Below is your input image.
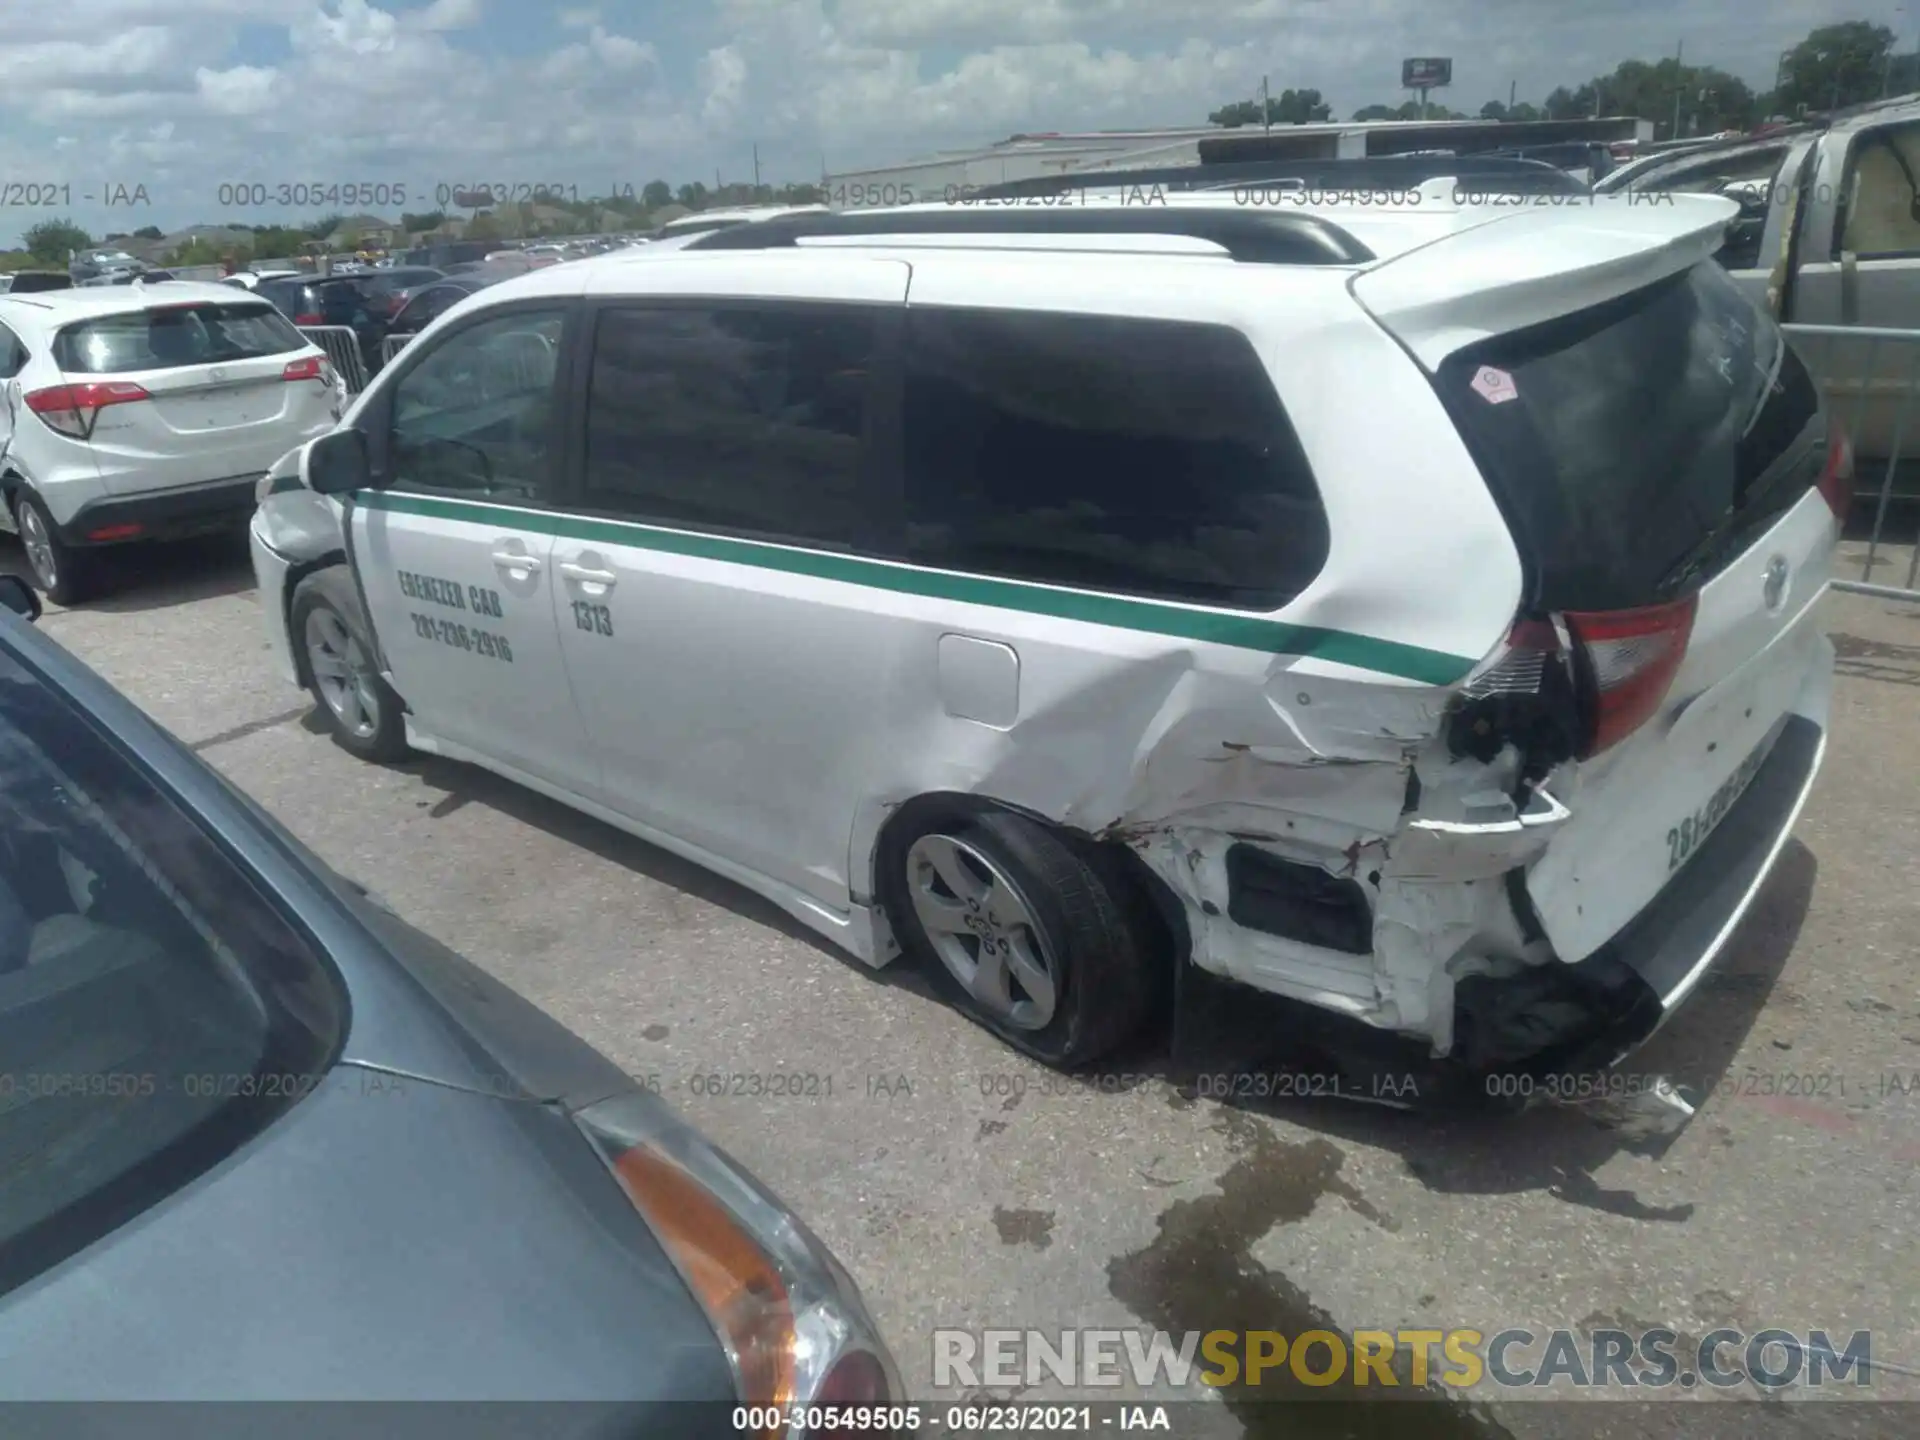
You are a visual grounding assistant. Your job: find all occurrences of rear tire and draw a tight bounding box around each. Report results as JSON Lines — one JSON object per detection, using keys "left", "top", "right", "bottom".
{"left": 884, "top": 809, "right": 1155, "bottom": 1068}
{"left": 292, "top": 567, "right": 408, "bottom": 763}
{"left": 14, "top": 492, "right": 98, "bottom": 607}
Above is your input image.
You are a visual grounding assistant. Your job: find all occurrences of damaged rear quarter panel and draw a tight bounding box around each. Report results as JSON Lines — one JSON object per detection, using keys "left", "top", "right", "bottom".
{"left": 847, "top": 266, "right": 1528, "bottom": 1041}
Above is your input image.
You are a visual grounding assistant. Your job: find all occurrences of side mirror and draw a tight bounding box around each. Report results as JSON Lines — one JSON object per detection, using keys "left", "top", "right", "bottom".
{"left": 305, "top": 427, "right": 373, "bottom": 496}
{"left": 0, "top": 574, "right": 41, "bottom": 623}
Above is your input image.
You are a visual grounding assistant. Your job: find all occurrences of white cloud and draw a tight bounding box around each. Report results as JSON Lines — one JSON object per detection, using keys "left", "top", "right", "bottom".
{"left": 701, "top": 44, "right": 750, "bottom": 127}
{"left": 196, "top": 64, "right": 281, "bottom": 115}
{"left": 412, "top": 0, "right": 484, "bottom": 29}
{"left": 0, "top": 0, "right": 1904, "bottom": 238}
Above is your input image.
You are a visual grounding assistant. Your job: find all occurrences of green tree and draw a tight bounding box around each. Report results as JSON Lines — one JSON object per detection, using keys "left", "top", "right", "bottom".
{"left": 248, "top": 226, "right": 308, "bottom": 263}
{"left": 676, "top": 181, "right": 709, "bottom": 209}
{"left": 399, "top": 210, "right": 447, "bottom": 234}
{"left": 1210, "top": 88, "right": 1332, "bottom": 126}
{"left": 1209, "top": 98, "right": 1265, "bottom": 126}
{"left": 642, "top": 179, "right": 672, "bottom": 209}
{"left": 132, "top": 224, "right": 164, "bottom": 240}
{"left": 22, "top": 218, "right": 92, "bottom": 265}
{"left": 305, "top": 212, "right": 343, "bottom": 240}
{"left": 1777, "top": 21, "right": 1896, "bottom": 114}
{"left": 464, "top": 209, "right": 501, "bottom": 241}
{"left": 1544, "top": 58, "right": 1758, "bottom": 136}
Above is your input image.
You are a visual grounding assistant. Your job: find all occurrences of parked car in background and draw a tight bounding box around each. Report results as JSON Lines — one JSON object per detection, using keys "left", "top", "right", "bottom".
{"left": 356, "top": 266, "right": 446, "bottom": 319}
{"left": 383, "top": 273, "right": 505, "bottom": 341}
{"left": 0, "top": 578, "right": 902, "bottom": 1419}
{"left": 650, "top": 205, "right": 830, "bottom": 241}
{"left": 0, "top": 273, "right": 72, "bottom": 296}
{"left": 1597, "top": 95, "right": 1920, "bottom": 496}
{"left": 402, "top": 241, "right": 496, "bottom": 270}
{"left": 220, "top": 268, "right": 303, "bottom": 292}
{"left": 67, "top": 250, "right": 142, "bottom": 284}
{"left": 454, "top": 252, "right": 536, "bottom": 278}
{"left": 254, "top": 274, "right": 391, "bottom": 377}
{"left": 0, "top": 284, "right": 340, "bottom": 604}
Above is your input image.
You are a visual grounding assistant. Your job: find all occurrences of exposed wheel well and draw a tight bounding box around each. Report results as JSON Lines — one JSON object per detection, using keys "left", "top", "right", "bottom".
{"left": 285, "top": 551, "right": 349, "bottom": 690}
{"left": 868, "top": 792, "right": 1188, "bottom": 978}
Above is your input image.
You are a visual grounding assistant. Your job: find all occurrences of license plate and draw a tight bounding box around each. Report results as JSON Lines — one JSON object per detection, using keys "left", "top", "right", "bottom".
{"left": 1665, "top": 740, "right": 1769, "bottom": 873}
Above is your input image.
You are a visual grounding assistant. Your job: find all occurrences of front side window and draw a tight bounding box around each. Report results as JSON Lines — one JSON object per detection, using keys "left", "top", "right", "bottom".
{"left": 0, "top": 646, "right": 342, "bottom": 1295}
{"left": 388, "top": 308, "right": 566, "bottom": 503}
{"left": 899, "top": 308, "right": 1329, "bottom": 609}
{"left": 581, "top": 304, "right": 876, "bottom": 547}
{"left": 1838, "top": 121, "right": 1920, "bottom": 259}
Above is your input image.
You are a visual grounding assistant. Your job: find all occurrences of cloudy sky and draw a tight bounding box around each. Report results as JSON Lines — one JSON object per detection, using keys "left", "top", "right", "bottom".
{"left": 0, "top": 0, "right": 1906, "bottom": 237}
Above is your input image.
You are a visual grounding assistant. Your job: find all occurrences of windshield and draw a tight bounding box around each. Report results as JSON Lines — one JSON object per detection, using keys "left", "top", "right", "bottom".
{"left": 53, "top": 302, "right": 307, "bottom": 373}
{"left": 1438, "top": 261, "right": 1824, "bottom": 610}
{"left": 0, "top": 642, "right": 340, "bottom": 1295}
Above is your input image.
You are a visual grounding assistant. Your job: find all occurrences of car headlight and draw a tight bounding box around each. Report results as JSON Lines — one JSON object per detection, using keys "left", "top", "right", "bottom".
{"left": 574, "top": 1092, "right": 902, "bottom": 1437}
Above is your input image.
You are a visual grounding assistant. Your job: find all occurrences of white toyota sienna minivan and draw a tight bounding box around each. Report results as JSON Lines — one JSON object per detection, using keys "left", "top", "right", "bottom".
{"left": 247, "top": 186, "right": 1841, "bottom": 1098}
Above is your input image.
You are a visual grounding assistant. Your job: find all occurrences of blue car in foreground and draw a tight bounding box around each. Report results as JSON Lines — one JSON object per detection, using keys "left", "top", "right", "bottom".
{"left": 0, "top": 577, "right": 899, "bottom": 1436}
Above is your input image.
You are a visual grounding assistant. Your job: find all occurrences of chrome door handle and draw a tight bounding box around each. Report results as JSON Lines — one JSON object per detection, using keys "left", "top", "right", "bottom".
{"left": 557, "top": 560, "right": 617, "bottom": 586}
{"left": 491, "top": 548, "right": 541, "bottom": 574}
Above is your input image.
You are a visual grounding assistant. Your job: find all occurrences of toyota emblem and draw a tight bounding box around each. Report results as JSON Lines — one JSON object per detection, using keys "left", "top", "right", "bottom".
{"left": 1763, "top": 555, "right": 1790, "bottom": 610}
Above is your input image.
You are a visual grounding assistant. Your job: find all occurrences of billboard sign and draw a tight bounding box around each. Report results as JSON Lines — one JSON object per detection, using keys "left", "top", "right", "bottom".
{"left": 1401, "top": 57, "right": 1453, "bottom": 90}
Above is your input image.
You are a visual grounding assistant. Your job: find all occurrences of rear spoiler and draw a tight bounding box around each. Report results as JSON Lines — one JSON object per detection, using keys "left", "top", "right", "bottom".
{"left": 1351, "top": 194, "right": 1739, "bottom": 370}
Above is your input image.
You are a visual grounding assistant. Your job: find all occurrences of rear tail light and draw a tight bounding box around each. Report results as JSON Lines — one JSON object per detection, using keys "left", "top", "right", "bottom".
{"left": 25, "top": 381, "right": 150, "bottom": 440}
{"left": 1472, "top": 599, "right": 1696, "bottom": 760}
{"left": 1817, "top": 426, "right": 1854, "bottom": 520}
{"left": 1563, "top": 597, "right": 1698, "bottom": 757}
{"left": 293, "top": 312, "right": 323, "bottom": 327}
{"left": 282, "top": 355, "right": 325, "bottom": 382}
{"left": 575, "top": 1095, "right": 900, "bottom": 1438}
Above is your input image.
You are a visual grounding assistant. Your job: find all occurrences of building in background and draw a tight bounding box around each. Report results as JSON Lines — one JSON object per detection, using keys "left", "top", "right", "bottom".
{"left": 825, "top": 116, "right": 1654, "bottom": 196}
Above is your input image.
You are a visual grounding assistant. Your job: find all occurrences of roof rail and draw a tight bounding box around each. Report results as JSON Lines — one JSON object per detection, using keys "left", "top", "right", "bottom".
{"left": 966, "top": 154, "right": 1586, "bottom": 202}
{"left": 684, "top": 206, "right": 1375, "bottom": 265}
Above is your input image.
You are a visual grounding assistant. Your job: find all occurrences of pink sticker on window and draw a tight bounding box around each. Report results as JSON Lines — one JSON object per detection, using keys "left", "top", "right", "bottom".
{"left": 1471, "top": 365, "right": 1518, "bottom": 404}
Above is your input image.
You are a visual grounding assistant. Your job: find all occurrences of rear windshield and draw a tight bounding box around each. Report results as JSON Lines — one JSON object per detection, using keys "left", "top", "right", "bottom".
{"left": 7, "top": 274, "right": 71, "bottom": 294}
{"left": 1438, "top": 261, "right": 1824, "bottom": 611}
{"left": 54, "top": 303, "right": 307, "bottom": 374}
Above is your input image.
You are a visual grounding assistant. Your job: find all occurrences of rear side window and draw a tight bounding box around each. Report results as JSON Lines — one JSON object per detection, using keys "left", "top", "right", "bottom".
{"left": 582, "top": 304, "right": 877, "bottom": 548}
{"left": 0, "top": 647, "right": 342, "bottom": 1296}
{"left": 1438, "top": 261, "right": 1823, "bottom": 612}
{"left": 899, "top": 309, "right": 1329, "bottom": 609}
{"left": 53, "top": 303, "right": 307, "bottom": 374}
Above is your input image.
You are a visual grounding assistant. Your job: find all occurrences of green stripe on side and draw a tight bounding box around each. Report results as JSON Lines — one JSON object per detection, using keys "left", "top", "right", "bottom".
{"left": 357, "top": 490, "right": 1475, "bottom": 686}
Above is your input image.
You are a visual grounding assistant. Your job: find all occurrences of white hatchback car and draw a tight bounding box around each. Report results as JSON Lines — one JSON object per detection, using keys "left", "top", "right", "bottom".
{"left": 249, "top": 190, "right": 1841, "bottom": 1092}
{"left": 0, "top": 283, "right": 342, "bottom": 603}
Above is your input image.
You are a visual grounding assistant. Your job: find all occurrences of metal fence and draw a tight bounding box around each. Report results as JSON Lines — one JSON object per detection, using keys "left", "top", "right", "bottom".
{"left": 381, "top": 333, "right": 413, "bottom": 367}
{"left": 1784, "top": 323, "right": 1920, "bottom": 604}
{"left": 297, "top": 325, "right": 369, "bottom": 397}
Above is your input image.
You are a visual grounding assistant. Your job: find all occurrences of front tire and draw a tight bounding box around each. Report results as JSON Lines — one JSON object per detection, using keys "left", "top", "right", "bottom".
{"left": 14, "top": 492, "right": 98, "bottom": 607}
{"left": 292, "top": 567, "right": 408, "bottom": 763}
{"left": 886, "top": 809, "right": 1155, "bottom": 1068}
